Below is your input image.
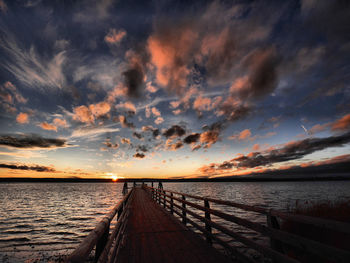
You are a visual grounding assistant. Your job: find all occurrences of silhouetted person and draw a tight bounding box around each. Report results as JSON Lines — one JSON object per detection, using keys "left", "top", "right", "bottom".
{"left": 122, "top": 182, "right": 128, "bottom": 195}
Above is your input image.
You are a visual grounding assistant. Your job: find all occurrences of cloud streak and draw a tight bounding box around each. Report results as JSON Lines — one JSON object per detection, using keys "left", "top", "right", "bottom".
{"left": 0, "top": 134, "right": 68, "bottom": 149}
{"left": 200, "top": 132, "right": 350, "bottom": 173}
{"left": 0, "top": 163, "right": 55, "bottom": 172}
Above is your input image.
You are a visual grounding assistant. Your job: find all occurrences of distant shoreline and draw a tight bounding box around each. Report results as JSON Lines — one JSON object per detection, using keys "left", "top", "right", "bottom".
{"left": 1, "top": 176, "right": 350, "bottom": 183}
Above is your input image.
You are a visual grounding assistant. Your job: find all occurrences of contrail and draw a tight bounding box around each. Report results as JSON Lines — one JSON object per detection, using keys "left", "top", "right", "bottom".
{"left": 301, "top": 125, "right": 310, "bottom": 135}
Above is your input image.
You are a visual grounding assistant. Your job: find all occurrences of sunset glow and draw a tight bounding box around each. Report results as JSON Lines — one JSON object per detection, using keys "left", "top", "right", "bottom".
{"left": 0, "top": 1, "right": 349, "bottom": 180}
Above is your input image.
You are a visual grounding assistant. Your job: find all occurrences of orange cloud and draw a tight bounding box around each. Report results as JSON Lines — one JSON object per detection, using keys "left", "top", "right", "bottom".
{"left": 53, "top": 118, "right": 68, "bottom": 128}
{"left": 147, "top": 25, "right": 195, "bottom": 94}
{"left": 228, "top": 129, "right": 251, "bottom": 140}
{"left": 154, "top": 116, "right": 164, "bottom": 125}
{"left": 104, "top": 28, "right": 126, "bottom": 44}
{"left": 252, "top": 143, "right": 260, "bottom": 151}
{"left": 89, "top": 101, "right": 111, "bottom": 117}
{"left": 73, "top": 102, "right": 111, "bottom": 124}
{"left": 200, "top": 130, "right": 219, "bottom": 148}
{"left": 73, "top": 105, "right": 94, "bottom": 124}
{"left": 16, "top": 112, "right": 29, "bottom": 124}
{"left": 151, "top": 107, "right": 161, "bottom": 117}
{"left": 116, "top": 101, "right": 136, "bottom": 113}
{"left": 39, "top": 122, "right": 57, "bottom": 131}
{"left": 332, "top": 114, "right": 350, "bottom": 132}
{"left": 193, "top": 96, "right": 212, "bottom": 112}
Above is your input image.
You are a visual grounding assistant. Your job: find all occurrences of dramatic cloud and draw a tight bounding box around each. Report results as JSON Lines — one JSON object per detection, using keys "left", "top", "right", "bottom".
{"left": 154, "top": 117, "right": 164, "bottom": 125}
{"left": 0, "top": 81, "right": 27, "bottom": 114}
{"left": 116, "top": 101, "right": 136, "bottom": 114}
{"left": 0, "top": 134, "right": 68, "bottom": 149}
{"left": 39, "top": 122, "right": 57, "bottom": 132}
{"left": 89, "top": 102, "right": 111, "bottom": 117}
{"left": 73, "top": 106, "right": 94, "bottom": 124}
{"left": 142, "top": 126, "right": 160, "bottom": 138}
{"left": 198, "top": 121, "right": 226, "bottom": 148}
{"left": 228, "top": 129, "right": 252, "bottom": 141}
{"left": 16, "top": 112, "right": 29, "bottom": 124}
{"left": 163, "top": 125, "right": 186, "bottom": 138}
{"left": 232, "top": 47, "right": 280, "bottom": 101}
{"left": 0, "top": 163, "right": 55, "bottom": 172}
{"left": 118, "top": 115, "right": 135, "bottom": 129}
{"left": 121, "top": 138, "right": 131, "bottom": 144}
{"left": 104, "top": 28, "right": 126, "bottom": 45}
{"left": 151, "top": 107, "right": 161, "bottom": 117}
{"left": 165, "top": 139, "right": 183, "bottom": 151}
{"left": 122, "top": 50, "right": 148, "bottom": 98}
{"left": 53, "top": 118, "right": 68, "bottom": 128}
{"left": 103, "top": 138, "right": 119, "bottom": 149}
{"left": 133, "top": 152, "right": 145, "bottom": 159}
{"left": 133, "top": 132, "right": 143, "bottom": 140}
{"left": 136, "top": 145, "right": 148, "bottom": 152}
{"left": 201, "top": 132, "right": 350, "bottom": 172}
{"left": 183, "top": 133, "right": 200, "bottom": 144}
{"left": 0, "top": 30, "right": 66, "bottom": 90}
{"left": 332, "top": 114, "right": 350, "bottom": 132}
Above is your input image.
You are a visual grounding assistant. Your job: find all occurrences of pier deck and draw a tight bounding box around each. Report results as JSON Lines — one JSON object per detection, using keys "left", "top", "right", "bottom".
{"left": 115, "top": 187, "right": 231, "bottom": 263}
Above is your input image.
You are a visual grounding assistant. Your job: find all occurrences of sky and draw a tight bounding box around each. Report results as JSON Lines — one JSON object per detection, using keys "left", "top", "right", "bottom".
{"left": 0, "top": 0, "right": 349, "bottom": 179}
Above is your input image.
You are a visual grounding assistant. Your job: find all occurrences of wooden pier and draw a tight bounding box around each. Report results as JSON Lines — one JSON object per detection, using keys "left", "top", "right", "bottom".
{"left": 67, "top": 184, "right": 350, "bottom": 263}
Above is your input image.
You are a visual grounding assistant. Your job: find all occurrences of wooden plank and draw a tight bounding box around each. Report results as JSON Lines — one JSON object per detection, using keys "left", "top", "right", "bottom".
{"left": 114, "top": 188, "right": 231, "bottom": 263}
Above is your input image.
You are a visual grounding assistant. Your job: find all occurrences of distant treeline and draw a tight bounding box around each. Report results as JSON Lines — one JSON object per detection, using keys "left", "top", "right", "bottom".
{"left": 1, "top": 176, "right": 350, "bottom": 183}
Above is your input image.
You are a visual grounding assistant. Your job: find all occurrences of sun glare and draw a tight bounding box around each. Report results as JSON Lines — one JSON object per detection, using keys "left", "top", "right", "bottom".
{"left": 106, "top": 173, "right": 118, "bottom": 181}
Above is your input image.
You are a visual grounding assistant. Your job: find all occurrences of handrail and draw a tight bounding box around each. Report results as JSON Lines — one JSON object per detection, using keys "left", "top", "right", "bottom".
{"left": 148, "top": 186, "right": 350, "bottom": 234}
{"left": 145, "top": 186, "right": 350, "bottom": 263}
{"left": 66, "top": 189, "right": 133, "bottom": 263}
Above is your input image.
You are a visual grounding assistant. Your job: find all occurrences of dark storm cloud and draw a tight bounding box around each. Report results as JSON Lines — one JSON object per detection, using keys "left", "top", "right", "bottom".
{"left": 242, "top": 48, "right": 280, "bottom": 100}
{"left": 136, "top": 145, "right": 148, "bottom": 152}
{"left": 133, "top": 132, "right": 143, "bottom": 139}
{"left": 142, "top": 125, "right": 160, "bottom": 138}
{"left": 205, "top": 132, "right": 350, "bottom": 171}
{"left": 183, "top": 133, "right": 200, "bottom": 144}
{"left": 122, "top": 64, "right": 144, "bottom": 98}
{"left": 133, "top": 152, "right": 145, "bottom": 159}
{"left": 0, "top": 134, "right": 68, "bottom": 149}
{"left": 103, "top": 139, "right": 119, "bottom": 149}
{"left": 163, "top": 125, "right": 186, "bottom": 138}
{"left": 218, "top": 102, "right": 252, "bottom": 122}
{"left": 122, "top": 49, "right": 149, "bottom": 98}
{"left": 0, "top": 163, "right": 55, "bottom": 172}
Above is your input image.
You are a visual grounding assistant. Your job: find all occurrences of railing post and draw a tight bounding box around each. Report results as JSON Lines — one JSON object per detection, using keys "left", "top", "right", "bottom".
{"left": 267, "top": 210, "right": 284, "bottom": 254}
{"left": 170, "top": 193, "right": 174, "bottom": 214}
{"left": 163, "top": 190, "right": 166, "bottom": 208}
{"left": 94, "top": 223, "right": 109, "bottom": 262}
{"left": 117, "top": 202, "right": 124, "bottom": 220}
{"left": 204, "top": 199, "right": 212, "bottom": 245}
{"left": 182, "top": 195, "right": 186, "bottom": 225}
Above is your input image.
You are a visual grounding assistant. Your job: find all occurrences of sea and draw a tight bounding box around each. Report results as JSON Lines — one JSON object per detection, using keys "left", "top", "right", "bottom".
{"left": 1, "top": 181, "right": 349, "bottom": 262}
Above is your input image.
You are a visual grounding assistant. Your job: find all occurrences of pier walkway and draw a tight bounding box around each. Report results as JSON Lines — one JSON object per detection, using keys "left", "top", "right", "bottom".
{"left": 67, "top": 184, "right": 350, "bottom": 263}
{"left": 115, "top": 187, "right": 230, "bottom": 263}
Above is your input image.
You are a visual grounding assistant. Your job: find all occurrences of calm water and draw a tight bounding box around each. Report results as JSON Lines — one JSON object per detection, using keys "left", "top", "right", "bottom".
{"left": 1, "top": 181, "right": 350, "bottom": 262}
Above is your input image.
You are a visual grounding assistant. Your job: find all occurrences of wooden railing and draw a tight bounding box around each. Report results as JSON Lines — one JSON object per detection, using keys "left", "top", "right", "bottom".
{"left": 66, "top": 189, "right": 133, "bottom": 263}
{"left": 145, "top": 186, "right": 350, "bottom": 263}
